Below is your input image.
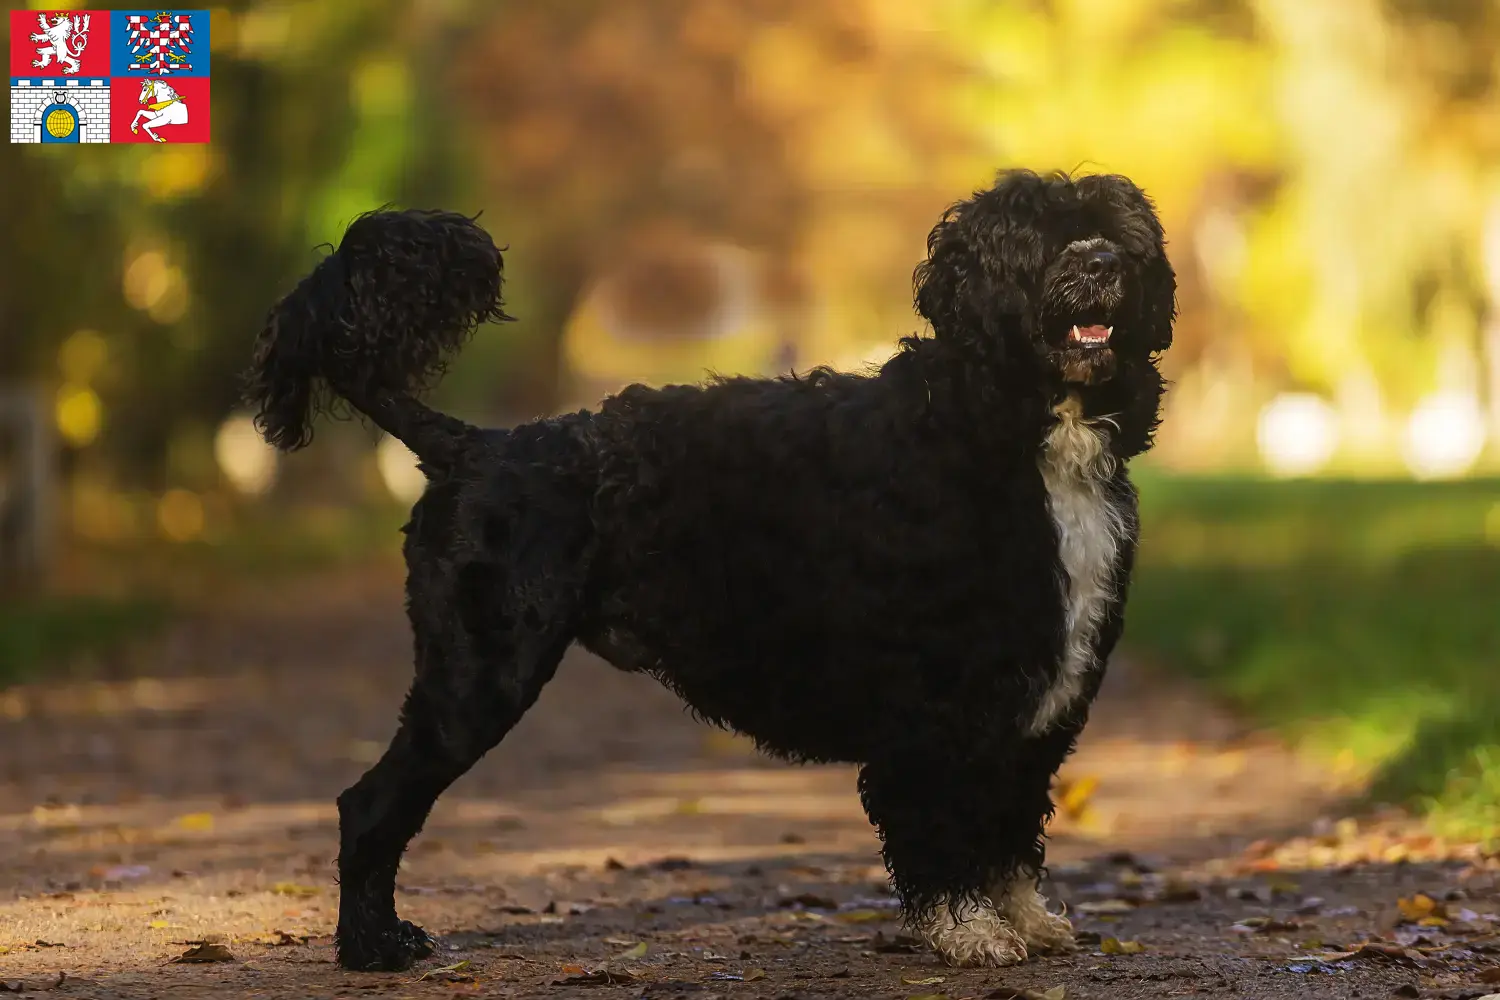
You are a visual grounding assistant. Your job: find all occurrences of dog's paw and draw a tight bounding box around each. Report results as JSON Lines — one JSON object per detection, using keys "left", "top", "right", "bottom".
{"left": 917, "top": 900, "right": 1028, "bottom": 968}
{"left": 1000, "top": 886, "right": 1076, "bottom": 954}
{"left": 336, "top": 919, "right": 436, "bottom": 972}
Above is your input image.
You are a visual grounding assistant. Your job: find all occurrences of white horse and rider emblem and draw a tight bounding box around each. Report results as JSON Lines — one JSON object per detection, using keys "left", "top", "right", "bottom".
{"left": 131, "top": 78, "right": 188, "bottom": 143}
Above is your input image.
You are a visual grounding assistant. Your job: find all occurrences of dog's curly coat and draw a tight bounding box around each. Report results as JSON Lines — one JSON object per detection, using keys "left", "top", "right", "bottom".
{"left": 244, "top": 169, "right": 1176, "bottom": 972}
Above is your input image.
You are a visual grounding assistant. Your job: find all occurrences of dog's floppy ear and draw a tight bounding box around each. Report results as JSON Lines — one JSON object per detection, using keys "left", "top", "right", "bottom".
{"left": 913, "top": 204, "right": 1029, "bottom": 362}
{"left": 913, "top": 208, "right": 975, "bottom": 337}
{"left": 1141, "top": 253, "right": 1178, "bottom": 353}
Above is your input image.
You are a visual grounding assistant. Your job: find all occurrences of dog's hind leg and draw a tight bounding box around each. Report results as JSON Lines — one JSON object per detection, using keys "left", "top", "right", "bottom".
{"left": 333, "top": 541, "right": 582, "bottom": 971}
{"left": 860, "top": 726, "right": 1078, "bottom": 968}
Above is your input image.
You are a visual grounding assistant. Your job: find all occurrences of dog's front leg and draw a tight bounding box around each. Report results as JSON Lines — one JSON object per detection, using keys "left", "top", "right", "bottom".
{"left": 858, "top": 727, "right": 1078, "bottom": 967}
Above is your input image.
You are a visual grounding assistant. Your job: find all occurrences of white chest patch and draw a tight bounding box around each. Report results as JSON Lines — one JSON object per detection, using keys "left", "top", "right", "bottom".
{"left": 1028, "top": 395, "right": 1129, "bottom": 735}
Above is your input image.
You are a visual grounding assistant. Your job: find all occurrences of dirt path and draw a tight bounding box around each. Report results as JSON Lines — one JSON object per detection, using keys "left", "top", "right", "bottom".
{"left": 2, "top": 568, "right": 1498, "bottom": 999}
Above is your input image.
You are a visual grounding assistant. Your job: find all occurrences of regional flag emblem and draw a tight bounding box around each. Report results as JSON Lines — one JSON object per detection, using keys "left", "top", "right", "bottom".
{"left": 9, "top": 8, "right": 212, "bottom": 144}
{"left": 9, "top": 10, "right": 111, "bottom": 143}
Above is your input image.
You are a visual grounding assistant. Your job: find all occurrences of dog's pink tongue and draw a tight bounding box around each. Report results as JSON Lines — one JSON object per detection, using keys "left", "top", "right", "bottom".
{"left": 1069, "top": 325, "right": 1111, "bottom": 344}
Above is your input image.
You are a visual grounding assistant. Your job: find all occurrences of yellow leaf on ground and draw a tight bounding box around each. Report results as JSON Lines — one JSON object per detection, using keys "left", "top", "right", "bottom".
{"left": 171, "top": 942, "right": 234, "bottom": 963}
{"left": 903, "top": 975, "right": 946, "bottom": 985}
{"left": 1076, "top": 899, "right": 1134, "bottom": 914}
{"left": 1397, "top": 893, "right": 1444, "bottom": 922}
{"left": 744, "top": 968, "right": 766, "bottom": 981}
{"left": 836, "top": 908, "right": 889, "bottom": 923}
{"left": 147, "top": 920, "right": 169, "bottom": 929}
{"left": 1101, "top": 937, "right": 1144, "bottom": 955}
{"left": 415, "top": 960, "right": 471, "bottom": 982}
{"left": 175, "top": 813, "right": 214, "bottom": 832}
{"left": 270, "top": 882, "right": 320, "bottom": 898}
{"left": 615, "top": 942, "right": 648, "bottom": 960}
{"left": 1057, "top": 774, "right": 1099, "bottom": 817}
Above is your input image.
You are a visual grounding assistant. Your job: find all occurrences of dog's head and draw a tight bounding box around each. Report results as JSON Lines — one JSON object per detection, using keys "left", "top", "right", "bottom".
{"left": 914, "top": 169, "right": 1176, "bottom": 388}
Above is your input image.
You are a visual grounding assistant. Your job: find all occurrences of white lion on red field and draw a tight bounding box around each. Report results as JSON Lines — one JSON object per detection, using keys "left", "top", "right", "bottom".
{"left": 30, "top": 13, "right": 91, "bottom": 76}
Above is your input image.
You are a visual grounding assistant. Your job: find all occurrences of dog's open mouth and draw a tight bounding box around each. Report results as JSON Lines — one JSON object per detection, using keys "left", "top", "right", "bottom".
{"left": 1067, "top": 324, "right": 1112, "bottom": 349}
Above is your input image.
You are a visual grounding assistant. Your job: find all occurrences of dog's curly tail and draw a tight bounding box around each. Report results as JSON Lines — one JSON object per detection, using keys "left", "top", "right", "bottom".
{"left": 242, "top": 208, "right": 511, "bottom": 468}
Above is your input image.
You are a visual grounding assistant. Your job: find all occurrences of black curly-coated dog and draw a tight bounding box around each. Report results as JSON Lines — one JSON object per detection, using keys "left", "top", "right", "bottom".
{"left": 244, "top": 168, "right": 1176, "bottom": 972}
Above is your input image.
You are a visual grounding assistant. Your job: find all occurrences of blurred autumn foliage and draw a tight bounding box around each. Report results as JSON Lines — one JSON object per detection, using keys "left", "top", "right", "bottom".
{"left": 3, "top": 0, "right": 1500, "bottom": 539}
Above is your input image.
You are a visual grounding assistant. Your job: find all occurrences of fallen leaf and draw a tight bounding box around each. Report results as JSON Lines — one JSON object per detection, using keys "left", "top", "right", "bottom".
{"left": 1057, "top": 774, "right": 1099, "bottom": 818}
{"left": 174, "top": 813, "right": 214, "bottom": 833}
{"left": 171, "top": 943, "right": 235, "bottom": 964}
{"left": 270, "top": 882, "right": 320, "bottom": 898}
{"left": 415, "top": 960, "right": 471, "bottom": 982}
{"left": 1100, "top": 938, "right": 1144, "bottom": 955}
{"left": 904, "top": 976, "right": 947, "bottom": 985}
{"left": 744, "top": 968, "right": 766, "bottom": 981}
{"left": 262, "top": 931, "right": 309, "bottom": 947}
{"left": 553, "top": 967, "right": 638, "bottom": 985}
{"left": 836, "top": 908, "right": 889, "bottom": 924}
{"left": 1302, "top": 943, "right": 1426, "bottom": 967}
{"left": 147, "top": 920, "right": 170, "bottom": 929}
{"left": 1076, "top": 899, "right": 1134, "bottom": 915}
{"left": 1232, "top": 917, "right": 1301, "bottom": 934}
{"left": 615, "top": 942, "right": 647, "bottom": 960}
{"left": 1398, "top": 894, "right": 1446, "bottom": 922}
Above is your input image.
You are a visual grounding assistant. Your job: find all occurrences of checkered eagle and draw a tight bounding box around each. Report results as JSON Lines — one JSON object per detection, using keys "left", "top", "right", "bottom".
{"left": 125, "top": 11, "right": 195, "bottom": 74}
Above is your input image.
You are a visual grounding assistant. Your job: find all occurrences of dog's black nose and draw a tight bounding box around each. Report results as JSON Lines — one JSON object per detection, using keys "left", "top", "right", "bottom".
{"left": 1083, "top": 250, "right": 1120, "bottom": 277}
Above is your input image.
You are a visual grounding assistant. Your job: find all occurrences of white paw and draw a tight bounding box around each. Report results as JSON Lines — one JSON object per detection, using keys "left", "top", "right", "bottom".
{"left": 917, "top": 899, "right": 1028, "bottom": 968}
{"left": 998, "top": 880, "right": 1076, "bottom": 954}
